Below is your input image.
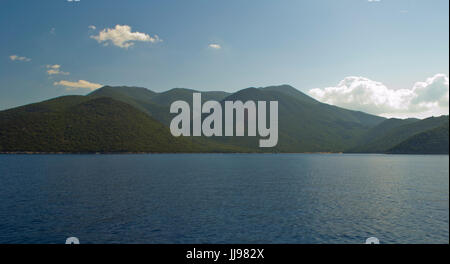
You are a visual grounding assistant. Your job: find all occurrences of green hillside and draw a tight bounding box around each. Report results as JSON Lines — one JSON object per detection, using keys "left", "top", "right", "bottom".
{"left": 89, "top": 86, "right": 231, "bottom": 126}
{"left": 349, "top": 116, "right": 449, "bottom": 153}
{"left": 90, "top": 85, "right": 386, "bottom": 152}
{"left": 213, "top": 86, "right": 386, "bottom": 152}
{"left": 150, "top": 88, "right": 230, "bottom": 106}
{"left": 0, "top": 96, "right": 224, "bottom": 153}
{"left": 88, "top": 85, "right": 168, "bottom": 122}
{"left": 1, "top": 85, "right": 446, "bottom": 154}
{"left": 388, "top": 121, "right": 449, "bottom": 154}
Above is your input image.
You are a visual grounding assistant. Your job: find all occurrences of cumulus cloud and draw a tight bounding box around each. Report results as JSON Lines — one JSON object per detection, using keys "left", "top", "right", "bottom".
{"left": 9, "top": 55, "right": 31, "bottom": 62}
{"left": 46, "top": 64, "right": 69, "bottom": 76}
{"left": 309, "top": 74, "right": 449, "bottom": 119}
{"left": 208, "top": 44, "right": 221, "bottom": 50}
{"left": 90, "top": 24, "right": 161, "bottom": 49}
{"left": 54, "top": 80, "right": 102, "bottom": 91}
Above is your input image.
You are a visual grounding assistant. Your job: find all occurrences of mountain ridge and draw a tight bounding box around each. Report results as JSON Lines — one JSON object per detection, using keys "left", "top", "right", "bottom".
{"left": 1, "top": 85, "right": 448, "bottom": 154}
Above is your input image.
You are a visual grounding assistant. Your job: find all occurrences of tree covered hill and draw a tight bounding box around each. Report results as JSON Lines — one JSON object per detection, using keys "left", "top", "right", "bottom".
{"left": 349, "top": 116, "right": 449, "bottom": 153}
{"left": 388, "top": 120, "right": 449, "bottom": 154}
{"left": 0, "top": 96, "right": 244, "bottom": 153}
{"left": 0, "top": 85, "right": 447, "bottom": 154}
{"left": 90, "top": 85, "right": 386, "bottom": 152}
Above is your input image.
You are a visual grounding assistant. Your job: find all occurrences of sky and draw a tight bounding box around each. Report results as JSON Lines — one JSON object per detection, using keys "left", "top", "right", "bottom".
{"left": 0, "top": 0, "right": 448, "bottom": 118}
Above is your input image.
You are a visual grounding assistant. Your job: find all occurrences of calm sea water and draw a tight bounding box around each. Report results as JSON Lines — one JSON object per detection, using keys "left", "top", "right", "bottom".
{"left": 0, "top": 154, "right": 448, "bottom": 244}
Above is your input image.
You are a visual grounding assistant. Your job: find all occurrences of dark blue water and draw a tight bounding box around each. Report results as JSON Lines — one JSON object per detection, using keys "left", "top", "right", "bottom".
{"left": 0, "top": 154, "right": 448, "bottom": 244}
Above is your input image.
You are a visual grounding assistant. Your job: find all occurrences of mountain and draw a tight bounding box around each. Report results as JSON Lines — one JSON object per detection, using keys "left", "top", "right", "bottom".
{"left": 1, "top": 84, "right": 447, "bottom": 154}
{"left": 89, "top": 85, "right": 386, "bottom": 152}
{"left": 89, "top": 85, "right": 157, "bottom": 102}
{"left": 150, "top": 88, "right": 230, "bottom": 106}
{"left": 89, "top": 86, "right": 231, "bottom": 126}
{"left": 260, "top": 84, "right": 320, "bottom": 104}
{"left": 88, "top": 85, "right": 166, "bottom": 121}
{"left": 0, "top": 96, "right": 243, "bottom": 153}
{"left": 349, "top": 116, "right": 449, "bottom": 153}
{"left": 388, "top": 120, "right": 449, "bottom": 154}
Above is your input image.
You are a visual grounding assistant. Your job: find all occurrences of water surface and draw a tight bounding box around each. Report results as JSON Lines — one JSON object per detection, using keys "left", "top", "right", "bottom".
{"left": 0, "top": 154, "right": 448, "bottom": 244}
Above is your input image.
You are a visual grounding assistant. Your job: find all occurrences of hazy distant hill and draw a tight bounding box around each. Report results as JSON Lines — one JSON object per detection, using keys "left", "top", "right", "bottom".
{"left": 388, "top": 120, "right": 449, "bottom": 154}
{"left": 349, "top": 116, "right": 449, "bottom": 153}
{"left": 0, "top": 85, "right": 448, "bottom": 154}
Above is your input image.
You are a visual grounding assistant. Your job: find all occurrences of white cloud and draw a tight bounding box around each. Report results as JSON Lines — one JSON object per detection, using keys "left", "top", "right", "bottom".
{"left": 88, "top": 25, "right": 96, "bottom": 30}
{"left": 368, "top": 0, "right": 381, "bottom": 2}
{"left": 46, "top": 64, "right": 69, "bottom": 75}
{"left": 67, "top": 0, "right": 80, "bottom": 2}
{"left": 54, "top": 80, "right": 102, "bottom": 91}
{"left": 309, "top": 74, "right": 449, "bottom": 119}
{"left": 90, "top": 24, "right": 162, "bottom": 49}
{"left": 9, "top": 55, "right": 31, "bottom": 62}
{"left": 208, "top": 44, "right": 221, "bottom": 50}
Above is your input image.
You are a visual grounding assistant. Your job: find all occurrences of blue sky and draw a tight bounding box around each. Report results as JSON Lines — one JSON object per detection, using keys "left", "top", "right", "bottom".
{"left": 0, "top": 0, "right": 448, "bottom": 118}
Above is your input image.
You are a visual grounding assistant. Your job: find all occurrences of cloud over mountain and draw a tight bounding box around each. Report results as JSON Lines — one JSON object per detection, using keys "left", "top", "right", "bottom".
{"left": 309, "top": 74, "right": 449, "bottom": 119}
{"left": 54, "top": 80, "right": 102, "bottom": 91}
{"left": 90, "top": 24, "right": 161, "bottom": 49}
